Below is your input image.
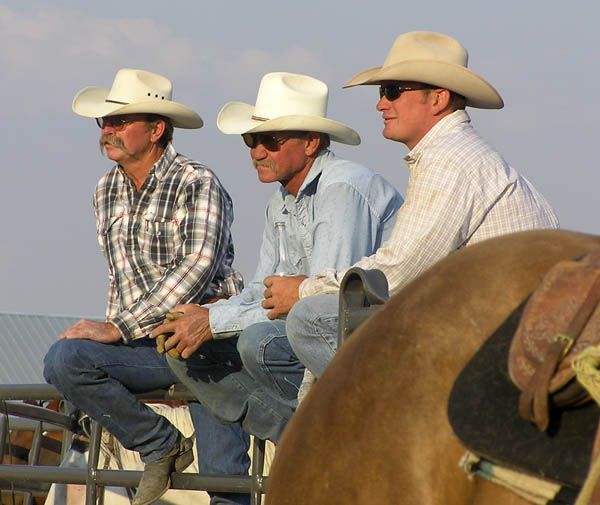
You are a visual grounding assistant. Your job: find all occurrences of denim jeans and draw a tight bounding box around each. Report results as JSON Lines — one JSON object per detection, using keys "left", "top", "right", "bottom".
{"left": 44, "top": 337, "right": 183, "bottom": 462}
{"left": 43, "top": 336, "right": 252, "bottom": 505}
{"left": 189, "top": 401, "right": 250, "bottom": 505}
{"left": 286, "top": 294, "right": 340, "bottom": 378}
{"left": 167, "top": 321, "right": 304, "bottom": 444}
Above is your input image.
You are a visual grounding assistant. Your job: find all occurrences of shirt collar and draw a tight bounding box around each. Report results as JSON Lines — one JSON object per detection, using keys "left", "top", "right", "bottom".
{"left": 277, "top": 149, "right": 333, "bottom": 211}
{"left": 151, "top": 143, "right": 177, "bottom": 181}
{"left": 297, "top": 149, "right": 331, "bottom": 193}
{"left": 116, "top": 143, "right": 176, "bottom": 190}
{"left": 404, "top": 110, "right": 471, "bottom": 166}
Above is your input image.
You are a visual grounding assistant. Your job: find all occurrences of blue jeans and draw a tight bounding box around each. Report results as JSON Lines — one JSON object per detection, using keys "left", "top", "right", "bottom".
{"left": 167, "top": 321, "right": 304, "bottom": 444}
{"left": 43, "top": 337, "right": 251, "bottom": 505}
{"left": 189, "top": 402, "right": 250, "bottom": 505}
{"left": 286, "top": 294, "right": 339, "bottom": 378}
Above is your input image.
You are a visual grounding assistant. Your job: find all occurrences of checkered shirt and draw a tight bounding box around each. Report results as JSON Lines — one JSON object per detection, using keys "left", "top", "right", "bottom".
{"left": 300, "top": 110, "right": 559, "bottom": 298}
{"left": 94, "top": 144, "right": 242, "bottom": 342}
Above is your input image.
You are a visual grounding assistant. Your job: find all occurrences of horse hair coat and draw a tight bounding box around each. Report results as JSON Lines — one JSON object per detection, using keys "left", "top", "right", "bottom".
{"left": 265, "top": 230, "right": 600, "bottom": 505}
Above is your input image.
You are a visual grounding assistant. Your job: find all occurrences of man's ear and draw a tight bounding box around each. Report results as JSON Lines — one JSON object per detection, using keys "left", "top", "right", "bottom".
{"left": 431, "top": 89, "right": 452, "bottom": 115}
{"left": 304, "top": 133, "right": 321, "bottom": 156}
{"left": 150, "top": 120, "right": 166, "bottom": 143}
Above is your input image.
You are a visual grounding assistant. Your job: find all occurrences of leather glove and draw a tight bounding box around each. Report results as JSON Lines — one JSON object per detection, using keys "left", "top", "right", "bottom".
{"left": 155, "top": 311, "right": 184, "bottom": 359}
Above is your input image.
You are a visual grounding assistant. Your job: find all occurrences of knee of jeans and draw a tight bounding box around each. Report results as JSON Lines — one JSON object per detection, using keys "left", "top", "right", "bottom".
{"left": 236, "top": 327, "right": 264, "bottom": 372}
{"left": 43, "top": 339, "right": 85, "bottom": 384}
{"left": 286, "top": 298, "right": 316, "bottom": 344}
{"left": 165, "top": 353, "right": 186, "bottom": 378}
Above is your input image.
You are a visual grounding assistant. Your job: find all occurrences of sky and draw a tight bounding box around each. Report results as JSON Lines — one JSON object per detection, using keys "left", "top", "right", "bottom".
{"left": 0, "top": 1, "right": 598, "bottom": 318}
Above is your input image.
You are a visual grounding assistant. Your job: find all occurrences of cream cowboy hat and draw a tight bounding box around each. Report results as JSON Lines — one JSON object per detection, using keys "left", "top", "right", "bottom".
{"left": 217, "top": 72, "right": 360, "bottom": 145}
{"left": 345, "top": 31, "right": 503, "bottom": 110}
{"left": 72, "top": 68, "right": 203, "bottom": 128}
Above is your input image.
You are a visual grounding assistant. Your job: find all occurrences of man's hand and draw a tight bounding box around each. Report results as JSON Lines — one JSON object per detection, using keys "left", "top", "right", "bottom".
{"left": 149, "top": 304, "right": 213, "bottom": 359}
{"left": 155, "top": 312, "right": 185, "bottom": 358}
{"left": 59, "top": 320, "right": 121, "bottom": 343}
{"left": 262, "top": 275, "right": 307, "bottom": 320}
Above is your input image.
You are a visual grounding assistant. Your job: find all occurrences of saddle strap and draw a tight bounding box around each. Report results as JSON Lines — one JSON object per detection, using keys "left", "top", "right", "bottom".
{"left": 519, "top": 272, "right": 600, "bottom": 431}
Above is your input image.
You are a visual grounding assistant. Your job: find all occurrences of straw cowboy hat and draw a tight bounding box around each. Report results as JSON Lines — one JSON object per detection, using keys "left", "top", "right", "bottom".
{"left": 217, "top": 72, "right": 360, "bottom": 145}
{"left": 72, "top": 68, "right": 203, "bottom": 128}
{"left": 345, "top": 31, "right": 503, "bottom": 109}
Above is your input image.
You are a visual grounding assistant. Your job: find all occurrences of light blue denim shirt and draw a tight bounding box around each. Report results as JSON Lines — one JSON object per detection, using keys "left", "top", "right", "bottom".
{"left": 208, "top": 150, "right": 402, "bottom": 337}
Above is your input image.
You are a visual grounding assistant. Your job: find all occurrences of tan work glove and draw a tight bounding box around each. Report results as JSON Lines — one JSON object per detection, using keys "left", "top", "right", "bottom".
{"left": 155, "top": 311, "right": 184, "bottom": 359}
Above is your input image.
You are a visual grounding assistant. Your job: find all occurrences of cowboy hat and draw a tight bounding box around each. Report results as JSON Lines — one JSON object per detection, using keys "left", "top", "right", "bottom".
{"left": 217, "top": 72, "right": 360, "bottom": 145}
{"left": 72, "top": 68, "right": 203, "bottom": 128}
{"left": 345, "top": 31, "right": 503, "bottom": 110}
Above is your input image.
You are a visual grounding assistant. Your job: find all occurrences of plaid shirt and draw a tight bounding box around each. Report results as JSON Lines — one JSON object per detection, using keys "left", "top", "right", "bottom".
{"left": 94, "top": 143, "right": 242, "bottom": 342}
{"left": 300, "top": 110, "right": 559, "bottom": 298}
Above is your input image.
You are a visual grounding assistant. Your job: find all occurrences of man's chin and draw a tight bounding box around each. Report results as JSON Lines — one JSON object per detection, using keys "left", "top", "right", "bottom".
{"left": 103, "top": 144, "right": 122, "bottom": 159}
{"left": 381, "top": 128, "right": 402, "bottom": 143}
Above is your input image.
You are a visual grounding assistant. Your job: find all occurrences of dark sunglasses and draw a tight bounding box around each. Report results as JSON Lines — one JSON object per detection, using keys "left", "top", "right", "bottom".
{"left": 242, "top": 132, "right": 301, "bottom": 151}
{"left": 95, "top": 114, "right": 156, "bottom": 130}
{"left": 378, "top": 84, "right": 434, "bottom": 101}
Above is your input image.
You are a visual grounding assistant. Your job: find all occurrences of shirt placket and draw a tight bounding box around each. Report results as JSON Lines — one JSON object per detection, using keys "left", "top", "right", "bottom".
{"left": 293, "top": 196, "right": 312, "bottom": 275}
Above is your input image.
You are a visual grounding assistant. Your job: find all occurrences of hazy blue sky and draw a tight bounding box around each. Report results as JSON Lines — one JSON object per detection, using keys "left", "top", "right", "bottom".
{"left": 0, "top": 1, "right": 597, "bottom": 318}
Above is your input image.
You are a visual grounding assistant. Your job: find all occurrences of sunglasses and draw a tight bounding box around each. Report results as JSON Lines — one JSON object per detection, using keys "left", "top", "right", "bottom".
{"left": 378, "top": 84, "right": 434, "bottom": 101}
{"left": 242, "top": 132, "right": 301, "bottom": 151}
{"left": 95, "top": 114, "right": 155, "bottom": 130}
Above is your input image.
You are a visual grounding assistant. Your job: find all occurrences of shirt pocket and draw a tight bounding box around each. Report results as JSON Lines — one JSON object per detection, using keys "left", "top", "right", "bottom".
{"left": 141, "top": 213, "right": 177, "bottom": 266}
{"left": 96, "top": 212, "right": 125, "bottom": 255}
{"left": 287, "top": 241, "right": 309, "bottom": 275}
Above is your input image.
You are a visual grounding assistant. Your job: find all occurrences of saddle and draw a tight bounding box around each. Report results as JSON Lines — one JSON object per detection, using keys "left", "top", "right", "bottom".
{"left": 505, "top": 248, "right": 600, "bottom": 505}
{"left": 448, "top": 303, "right": 599, "bottom": 491}
{"left": 449, "top": 248, "right": 600, "bottom": 504}
{"left": 508, "top": 249, "right": 600, "bottom": 431}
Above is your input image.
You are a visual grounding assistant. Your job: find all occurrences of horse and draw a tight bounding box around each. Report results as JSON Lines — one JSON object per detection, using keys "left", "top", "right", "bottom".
{"left": 265, "top": 229, "right": 600, "bottom": 505}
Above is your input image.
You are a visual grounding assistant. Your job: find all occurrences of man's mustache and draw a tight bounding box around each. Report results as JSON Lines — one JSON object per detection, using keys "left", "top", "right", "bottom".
{"left": 99, "top": 134, "right": 127, "bottom": 154}
{"left": 253, "top": 160, "right": 275, "bottom": 170}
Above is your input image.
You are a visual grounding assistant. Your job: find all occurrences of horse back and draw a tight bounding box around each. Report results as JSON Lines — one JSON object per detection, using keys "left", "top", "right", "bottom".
{"left": 266, "top": 230, "right": 600, "bottom": 505}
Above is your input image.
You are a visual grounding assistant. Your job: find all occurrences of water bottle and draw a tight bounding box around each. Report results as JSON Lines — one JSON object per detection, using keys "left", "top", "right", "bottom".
{"left": 274, "top": 221, "right": 295, "bottom": 276}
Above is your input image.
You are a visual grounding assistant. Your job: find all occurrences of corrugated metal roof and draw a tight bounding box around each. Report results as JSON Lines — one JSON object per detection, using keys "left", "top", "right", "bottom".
{"left": 0, "top": 313, "right": 82, "bottom": 384}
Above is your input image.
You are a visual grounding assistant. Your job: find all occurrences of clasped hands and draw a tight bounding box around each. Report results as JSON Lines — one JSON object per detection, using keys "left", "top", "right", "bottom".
{"left": 150, "top": 304, "right": 212, "bottom": 360}
{"left": 150, "top": 274, "right": 306, "bottom": 360}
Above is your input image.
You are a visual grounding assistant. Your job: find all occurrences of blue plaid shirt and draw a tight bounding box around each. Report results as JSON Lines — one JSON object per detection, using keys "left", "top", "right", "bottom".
{"left": 94, "top": 143, "right": 242, "bottom": 342}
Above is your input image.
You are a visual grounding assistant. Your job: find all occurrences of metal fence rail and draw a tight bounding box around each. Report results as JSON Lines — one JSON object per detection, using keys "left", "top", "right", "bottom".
{"left": 0, "top": 383, "right": 267, "bottom": 505}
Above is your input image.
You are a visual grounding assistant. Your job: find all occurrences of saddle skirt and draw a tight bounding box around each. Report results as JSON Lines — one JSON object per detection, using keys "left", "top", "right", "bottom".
{"left": 448, "top": 303, "right": 599, "bottom": 489}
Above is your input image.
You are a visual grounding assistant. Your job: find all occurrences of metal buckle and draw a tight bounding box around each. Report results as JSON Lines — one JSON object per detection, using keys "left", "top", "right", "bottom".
{"left": 554, "top": 332, "right": 574, "bottom": 358}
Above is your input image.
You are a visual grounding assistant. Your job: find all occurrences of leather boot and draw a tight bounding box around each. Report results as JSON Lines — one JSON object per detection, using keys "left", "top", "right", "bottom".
{"left": 132, "top": 433, "right": 194, "bottom": 505}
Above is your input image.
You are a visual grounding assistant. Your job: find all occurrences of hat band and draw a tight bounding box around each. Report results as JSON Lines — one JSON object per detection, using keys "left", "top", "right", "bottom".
{"left": 106, "top": 99, "right": 129, "bottom": 105}
{"left": 251, "top": 115, "right": 268, "bottom": 122}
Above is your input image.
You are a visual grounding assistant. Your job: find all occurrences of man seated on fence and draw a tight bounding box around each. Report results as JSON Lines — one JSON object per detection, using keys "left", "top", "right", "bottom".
{"left": 43, "top": 68, "right": 245, "bottom": 505}
{"left": 262, "top": 31, "right": 560, "bottom": 379}
{"left": 149, "top": 71, "right": 402, "bottom": 502}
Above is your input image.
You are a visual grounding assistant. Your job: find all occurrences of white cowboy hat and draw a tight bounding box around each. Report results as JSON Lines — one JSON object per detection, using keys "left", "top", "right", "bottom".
{"left": 345, "top": 31, "right": 503, "bottom": 110}
{"left": 217, "top": 72, "right": 360, "bottom": 145}
{"left": 72, "top": 68, "right": 203, "bottom": 128}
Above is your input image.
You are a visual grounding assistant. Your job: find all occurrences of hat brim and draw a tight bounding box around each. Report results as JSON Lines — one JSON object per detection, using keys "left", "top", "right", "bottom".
{"left": 72, "top": 86, "right": 204, "bottom": 129}
{"left": 344, "top": 60, "right": 503, "bottom": 110}
{"left": 217, "top": 102, "right": 360, "bottom": 145}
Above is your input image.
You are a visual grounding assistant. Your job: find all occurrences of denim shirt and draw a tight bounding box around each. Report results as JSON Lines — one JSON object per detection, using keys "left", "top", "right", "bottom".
{"left": 208, "top": 150, "right": 402, "bottom": 337}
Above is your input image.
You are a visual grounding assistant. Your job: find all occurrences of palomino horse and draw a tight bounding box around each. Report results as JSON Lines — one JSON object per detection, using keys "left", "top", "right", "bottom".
{"left": 265, "top": 229, "right": 600, "bottom": 505}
